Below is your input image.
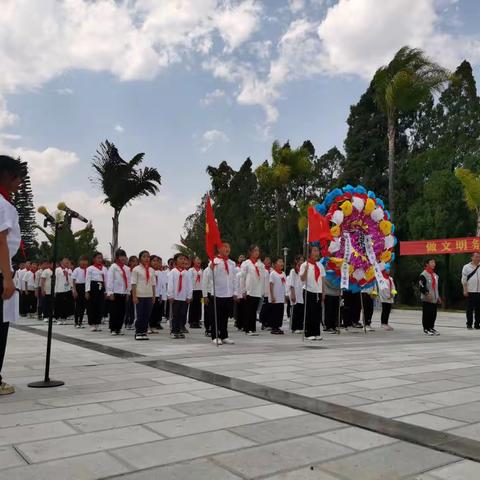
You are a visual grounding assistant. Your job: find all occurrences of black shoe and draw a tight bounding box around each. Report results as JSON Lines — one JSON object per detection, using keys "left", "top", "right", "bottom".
{"left": 475, "top": 325, "right": 480, "bottom": 330}
{"left": 467, "top": 325, "right": 473, "bottom": 330}
{"left": 181, "top": 327, "right": 189, "bottom": 334}
{"left": 205, "top": 330, "right": 211, "bottom": 337}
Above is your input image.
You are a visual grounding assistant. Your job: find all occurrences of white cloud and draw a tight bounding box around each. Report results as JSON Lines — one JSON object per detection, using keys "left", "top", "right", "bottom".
{"left": 114, "top": 124, "right": 125, "bottom": 133}
{"left": 288, "top": 0, "right": 305, "bottom": 13}
{"left": 201, "top": 129, "right": 229, "bottom": 152}
{"left": 0, "top": 96, "right": 17, "bottom": 129}
{"left": 57, "top": 88, "right": 74, "bottom": 95}
{"left": 200, "top": 89, "right": 226, "bottom": 106}
{"left": 0, "top": 133, "right": 21, "bottom": 141}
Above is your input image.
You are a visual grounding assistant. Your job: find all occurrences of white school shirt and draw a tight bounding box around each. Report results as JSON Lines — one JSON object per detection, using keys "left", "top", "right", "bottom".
{"left": 155, "top": 270, "right": 168, "bottom": 298}
{"left": 24, "top": 270, "right": 38, "bottom": 291}
{"left": 202, "top": 266, "right": 213, "bottom": 297}
{"left": 55, "top": 267, "right": 72, "bottom": 294}
{"left": 263, "top": 268, "right": 272, "bottom": 299}
{"left": 299, "top": 261, "right": 326, "bottom": 293}
{"left": 41, "top": 269, "right": 53, "bottom": 295}
{"left": 210, "top": 257, "right": 236, "bottom": 298}
{"left": 85, "top": 265, "right": 108, "bottom": 293}
{"left": 131, "top": 265, "right": 156, "bottom": 298}
{"left": 269, "top": 270, "right": 287, "bottom": 304}
{"left": 240, "top": 259, "right": 265, "bottom": 298}
{"left": 107, "top": 263, "right": 130, "bottom": 295}
{"left": 167, "top": 268, "right": 193, "bottom": 301}
{"left": 36, "top": 268, "right": 43, "bottom": 289}
{"left": 288, "top": 268, "right": 304, "bottom": 305}
{"left": 234, "top": 270, "right": 244, "bottom": 298}
{"left": 72, "top": 267, "right": 87, "bottom": 285}
{"left": 13, "top": 269, "right": 20, "bottom": 289}
{"left": 189, "top": 267, "right": 203, "bottom": 291}
{"left": 379, "top": 276, "right": 396, "bottom": 304}
{"left": 18, "top": 268, "right": 27, "bottom": 291}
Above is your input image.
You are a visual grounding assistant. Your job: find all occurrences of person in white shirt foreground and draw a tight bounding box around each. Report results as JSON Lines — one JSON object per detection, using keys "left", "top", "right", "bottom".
{"left": 72, "top": 255, "right": 89, "bottom": 328}
{"left": 461, "top": 252, "right": 480, "bottom": 329}
{"left": 107, "top": 249, "right": 130, "bottom": 335}
{"left": 299, "top": 245, "right": 325, "bottom": 341}
{"left": 269, "top": 257, "right": 288, "bottom": 334}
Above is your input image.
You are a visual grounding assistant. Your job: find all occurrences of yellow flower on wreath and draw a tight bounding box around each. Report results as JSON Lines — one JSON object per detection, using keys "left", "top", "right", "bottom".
{"left": 380, "top": 250, "right": 392, "bottom": 263}
{"left": 379, "top": 220, "right": 392, "bottom": 236}
{"left": 330, "top": 225, "right": 340, "bottom": 237}
{"left": 364, "top": 198, "right": 375, "bottom": 215}
{"left": 340, "top": 201, "right": 353, "bottom": 216}
{"left": 365, "top": 267, "right": 375, "bottom": 281}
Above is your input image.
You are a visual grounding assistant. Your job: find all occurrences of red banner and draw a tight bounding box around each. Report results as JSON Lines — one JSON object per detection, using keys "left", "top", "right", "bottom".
{"left": 400, "top": 237, "right": 480, "bottom": 256}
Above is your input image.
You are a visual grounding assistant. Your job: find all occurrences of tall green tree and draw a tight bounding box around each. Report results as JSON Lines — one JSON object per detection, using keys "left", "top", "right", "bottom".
{"left": 12, "top": 160, "right": 38, "bottom": 261}
{"left": 92, "top": 140, "right": 161, "bottom": 259}
{"left": 455, "top": 168, "right": 480, "bottom": 235}
{"left": 373, "top": 46, "right": 449, "bottom": 218}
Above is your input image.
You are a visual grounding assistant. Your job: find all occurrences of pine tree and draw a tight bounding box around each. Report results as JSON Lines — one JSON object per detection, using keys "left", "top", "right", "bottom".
{"left": 12, "top": 160, "right": 38, "bottom": 262}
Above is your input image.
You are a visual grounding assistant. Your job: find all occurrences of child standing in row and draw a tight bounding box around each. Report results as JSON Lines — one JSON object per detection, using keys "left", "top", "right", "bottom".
{"left": 168, "top": 253, "right": 192, "bottom": 339}
{"left": 85, "top": 252, "right": 108, "bottom": 332}
{"left": 188, "top": 256, "right": 203, "bottom": 328}
{"left": 269, "top": 257, "right": 287, "bottom": 334}
{"left": 288, "top": 255, "right": 304, "bottom": 334}
{"left": 124, "top": 255, "right": 138, "bottom": 330}
{"left": 72, "top": 255, "right": 88, "bottom": 328}
{"left": 107, "top": 249, "right": 130, "bottom": 335}
{"left": 241, "top": 245, "right": 264, "bottom": 336}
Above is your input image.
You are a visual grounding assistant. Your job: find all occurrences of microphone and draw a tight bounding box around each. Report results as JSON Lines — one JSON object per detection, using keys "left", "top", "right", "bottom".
{"left": 57, "top": 202, "right": 89, "bottom": 223}
{"left": 37, "top": 206, "right": 56, "bottom": 224}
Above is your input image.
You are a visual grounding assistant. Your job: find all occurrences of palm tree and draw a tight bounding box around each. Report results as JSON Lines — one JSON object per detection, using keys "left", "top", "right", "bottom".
{"left": 92, "top": 140, "right": 161, "bottom": 259}
{"left": 455, "top": 168, "right": 480, "bottom": 235}
{"left": 373, "top": 46, "right": 449, "bottom": 219}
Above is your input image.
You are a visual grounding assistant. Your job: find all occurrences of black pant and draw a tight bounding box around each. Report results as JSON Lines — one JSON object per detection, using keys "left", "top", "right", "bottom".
{"left": 110, "top": 294, "right": 127, "bottom": 332}
{"left": 466, "top": 292, "right": 480, "bottom": 328}
{"left": 259, "top": 297, "right": 271, "bottom": 327}
{"left": 87, "top": 282, "right": 105, "bottom": 325}
{"left": 324, "top": 295, "right": 340, "bottom": 330}
{"left": 188, "top": 290, "right": 203, "bottom": 326}
{"left": 74, "top": 284, "right": 86, "bottom": 325}
{"left": 291, "top": 302, "right": 304, "bottom": 331}
{"left": 19, "top": 291, "right": 28, "bottom": 316}
{"left": 245, "top": 295, "right": 260, "bottom": 332}
{"left": 0, "top": 322, "right": 8, "bottom": 384}
{"left": 343, "top": 291, "right": 361, "bottom": 327}
{"left": 37, "top": 288, "right": 44, "bottom": 318}
{"left": 362, "top": 293, "right": 374, "bottom": 326}
{"left": 422, "top": 302, "right": 437, "bottom": 331}
{"left": 42, "top": 295, "right": 52, "bottom": 319}
{"left": 149, "top": 298, "right": 163, "bottom": 328}
{"left": 135, "top": 297, "right": 153, "bottom": 334}
{"left": 211, "top": 297, "right": 233, "bottom": 340}
{"left": 381, "top": 303, "right": 392, "bottom": 324}
{"left": 235, "top": 298, "right": 246, "bottom": 330}
{"left": 303, "top": 290, "right": 322, "bottom": 337}
{"left": 125, "top": 296, "right": 135, "bottom": 326}
{"left": 204, "top": 294, "right": 212, "bottom": 333}
{"left": 26, "top": 290, "right": 37, "bottom": 314}
{"left": 270, "top": 303, "right": 284, "bottom": 330}
{"left": 55, "top": 291, "right": 74, "bottom": 320}
{"left": 172, "top": 300, "right": 188, "bottom": 334}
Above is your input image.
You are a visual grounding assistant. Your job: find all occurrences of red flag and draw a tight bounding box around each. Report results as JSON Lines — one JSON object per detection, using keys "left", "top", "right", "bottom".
{"left": 205, "top": 195, "right": 222, "bottom": 260}
{"left": 308, "top": 206, "right": 332, "bottom": 243}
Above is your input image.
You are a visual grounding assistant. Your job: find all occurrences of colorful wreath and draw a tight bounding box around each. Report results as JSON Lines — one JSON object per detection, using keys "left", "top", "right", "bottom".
{"left": 316, "top": 185, "right": 396, "bottom": 293}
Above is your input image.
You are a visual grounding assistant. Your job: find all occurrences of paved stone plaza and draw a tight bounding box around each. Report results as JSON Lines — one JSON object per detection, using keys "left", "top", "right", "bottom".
{"left": 1, "top": 309, "right": 480, "bottom": 479}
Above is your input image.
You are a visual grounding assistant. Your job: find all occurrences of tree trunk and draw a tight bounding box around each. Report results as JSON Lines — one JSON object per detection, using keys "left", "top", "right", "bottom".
{"left": 387, "top": 115, "right": 396, "bottom": 220}
{"left": 111, "top": 209, "right": 120, "bottom": 260}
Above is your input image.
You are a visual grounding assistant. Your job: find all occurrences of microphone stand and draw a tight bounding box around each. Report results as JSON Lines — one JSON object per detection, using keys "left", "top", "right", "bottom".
{"left": 28, "top": 213, "right": 71, "bottom": 388}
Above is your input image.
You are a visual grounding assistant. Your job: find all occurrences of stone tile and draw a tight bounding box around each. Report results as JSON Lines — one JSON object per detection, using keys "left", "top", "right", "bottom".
{"left": 147, "top": 410, "right": 262, "bottom": 437}
{"left": 425, "top": 459, "right": 480, "bottom": 479}
{"left": 347, "top": 377, "right": 415, "bottom": 390}
{"left": 108, "top": 392, "right": 203, "bottom": 412}
{"left": 448, "top": 422, "right": 480, "bottom": 441}
{"left": 318, "top": 427, "right": 397, "bottom": 450}
{"left": 353, "top": 385, "right": 432, "bottom": 402}
{"left": 320, "top": 394, "right": 372, "bottom": 407}
{"left": 112, "top": 430, "right": 255, "bottom": 469}
{"left": 230, "top": 415, "right": 344, "bottom": 443}
{"left": 0, "top": 421, "right": 76, "bottom": 446}
{"left": 0, "top": 446, "right": 27, "bottom": 469}
{"left": 408, "top": 380, "right": 474, "bottom": 394}
{"left": 242, "top": 405, "right": 305, "bottom": 420}
{"left": 293, "top": 383, "right": 365, "bottom": 397}
{"left": 184, "top": 388, "right": 241, "bottom": 400}
{"left": 130, "top": 382, "right": 213, "bottom": 397}
{"left": 17, "top": 425, "right": 161, "bottom": 463}
{"left": 0, "top": 403, "right": 112, "bottom": 428}
{"left": 214, "top": 436, "right": 353, "bottom": 478}
{"left": 397, "top": 413, "right": 467, "bottom": 431}
{"left": 38, "top": 389, "right": 138, "bottom": 407}
{"left": 293, "top": 375, "right": 360, "bottom": 387}
{"left": 263, "top": 467, "right": 343, "bottom": 479}
{"left": 321, "top": 442, "right": 459, "bottom": 480}
{"left": 0, "top": 400, "right": 46, "bottom": 415}
{"left": 0, "top": 451, "right": 129, "bottom": 480}
{"left": 173, "top": 395, "right": 269, "bottom": 415}
{"left": 431, "top": 401, "right": 480, "bottom": 422}
{"left": 415, "top": 389, "right": 480, "bottom": 407}
{"left": 68, "top": 406, "right": 186, "bottom": 433}
{"left": 108, "top": 458, "right": 243, "bottom": 480}
{"left": 357, "top": 398, "right": 445, "bottom": 418}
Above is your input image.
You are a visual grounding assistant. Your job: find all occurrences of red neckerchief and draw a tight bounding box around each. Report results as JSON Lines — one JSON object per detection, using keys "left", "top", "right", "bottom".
{"left": 176, "top": 267, "right": 184, "bottom": 292}
{"left": 250, "top": 258, "right": 260, "bottom": 277}
{"left": 425, "top": 266, "right": 436, "bottom": 291}
{"left": 142, "top": 262, "right": 150, "bottom": 282}
{"left": 265, "top": 267, "right": 271, "bottom": 273}
{"left": 193, "top": 266, "right": 201, "bottom": 284}
{"left": 275, "top": 267, "right": 286, "bottom": 284}
{"left": 81, "top": 267, "right": 87, "bottom": 281}
{"left": 308, "top": 259, "right": 320, "bottom": 282}
{"left": 93, "top": 263, "right": 105, "bottom": 283}
{"left": 62, "top": 267, "right": 69, "bottom": 282}
{"left": 116, "top": 261, "right": 128, "bottom": 290}
{"left": 218, "top": 255, "right": 229, "bottom": 274}
{"left": 382, "top": 271, "right": 393, "bottom": 290}
{"left": 295, "top": 266, "right": 300, "bottom": 274}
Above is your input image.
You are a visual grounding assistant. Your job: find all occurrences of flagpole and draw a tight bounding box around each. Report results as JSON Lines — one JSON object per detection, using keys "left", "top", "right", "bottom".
{"left": 211, "top": 263, "right": 220, "bottom": 347}
{"left": 302, "top": 224, "right": 309, "bottom": 343}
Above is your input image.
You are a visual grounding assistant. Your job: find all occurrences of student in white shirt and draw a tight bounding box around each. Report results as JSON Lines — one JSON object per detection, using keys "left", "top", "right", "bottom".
{"left": 240, "top": 245, "right": 265, "bottom": 335}
{"left": 233, "top": 256, "right": 245, "bottom": 331}
{"left": 107, "top": 249, "right": 130, "bottom": 335}
{"left": 378, "top": 271, "right": 396, "bottom": 331}
{"left": 260, "top": 256, "right": 272, "bottom": 330}
{"left": 72, "top": 255, "right": 89, "bottom": 328}
{"left": 19, "top": 261, "right": 30, "bottom": 317}
{"left": 40, "top": 263, "right": 53, "bottom": 321}
{"left": 202, "top": 264, "right": 213, "bottom": 336}
{"left": 207, "top": 242, "right": 236, "bottom": 345}
{"left": 35, "top": 263, "right": 44, "bottom": 319}
{"left": 269, "top": 257, "right": 288, "bottom": 334}
{"left": 188, "top": 256, "right": 203, "bottom": 329}
{"left": 85, "top": 252, "right": 108, "bottom": 332}
{"left": 23, "top": 262, "right": 38, "bottom": 318}
{"left": 13, "top": 262, "right": 24, "bottom": 290}
{"left": 148, "top": 255, "right": 164, "bottom": 333}
{"left": 124, "top": 255, "right": 138, "bottom": 330}
{"left": 0, "top": 155, "right": 23, "bottom": 395}
{"left": 288, "top": 255, "right": 304, "bottom": 334}
{"left": 131, "top": 250, "right": 156, "bottom": 340}
{"left": 54, "top": 257, "right": 74, "bottom": 324}
{"left": 167, "top": 253, "right": 193, "bottom": 339}
{"left": 300, "top": 245, "right": 326, "bottom": 341}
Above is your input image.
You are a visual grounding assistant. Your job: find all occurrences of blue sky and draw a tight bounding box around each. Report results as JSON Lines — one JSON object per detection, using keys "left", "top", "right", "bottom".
{"left": 1, "top": 0, "right": 479, "bottom": 258}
